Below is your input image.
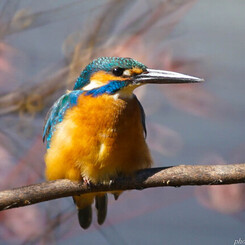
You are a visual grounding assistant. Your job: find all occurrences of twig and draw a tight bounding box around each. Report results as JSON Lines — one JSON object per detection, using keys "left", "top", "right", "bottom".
{"left": 0, "top": 163, "right": 245, "bottom": 211}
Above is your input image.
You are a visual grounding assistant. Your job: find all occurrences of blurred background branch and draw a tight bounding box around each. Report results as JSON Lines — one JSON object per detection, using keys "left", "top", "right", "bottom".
{"left": 0, "top": 0, "right": 197, "bottom": 115}
{"left": 1, "top": 163, "right": 245, "bottom": 211}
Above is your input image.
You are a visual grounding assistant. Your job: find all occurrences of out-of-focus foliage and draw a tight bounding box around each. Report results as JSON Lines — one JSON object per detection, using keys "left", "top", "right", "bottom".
{"left": 0, "top": 0, "right": 245, "bottom": 244}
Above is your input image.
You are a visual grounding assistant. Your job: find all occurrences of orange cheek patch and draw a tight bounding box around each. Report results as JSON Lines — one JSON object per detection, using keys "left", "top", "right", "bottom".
{"left": 131, "top": 67, "right": 143, "bottom": 75}
{"left": 90, "top": 71, "right": 127, "bottom": 86}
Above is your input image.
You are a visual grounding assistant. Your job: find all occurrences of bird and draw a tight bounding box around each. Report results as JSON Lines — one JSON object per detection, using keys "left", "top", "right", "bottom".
{"left": 43, "top": 57, "right": 202, "bottom": 229}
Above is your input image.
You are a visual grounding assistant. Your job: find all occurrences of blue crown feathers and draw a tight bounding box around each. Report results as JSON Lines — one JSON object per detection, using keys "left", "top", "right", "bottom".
{"left": 74, "top": 57, "right": 147, "bottom": 90}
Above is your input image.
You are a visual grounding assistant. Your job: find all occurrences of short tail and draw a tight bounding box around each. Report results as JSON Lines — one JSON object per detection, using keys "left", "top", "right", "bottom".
{"left": 95, "top": 194, "right": 108, "bottom": 225}
{"left": 73, "top": 193, "right": 108, "bottom": 229}
{"left": 78, "top": 205, "right": 92, "bottom": 229}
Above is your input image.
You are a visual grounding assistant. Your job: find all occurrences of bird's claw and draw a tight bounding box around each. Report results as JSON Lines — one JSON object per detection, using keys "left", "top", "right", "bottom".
{"left": 82, "top": 177, "right": 91, "bottom": 187}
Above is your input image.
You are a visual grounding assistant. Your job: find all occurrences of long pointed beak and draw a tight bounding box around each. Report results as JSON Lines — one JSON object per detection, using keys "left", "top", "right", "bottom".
{"left": 133, "top": 68, "right": 204, "bottom": 84}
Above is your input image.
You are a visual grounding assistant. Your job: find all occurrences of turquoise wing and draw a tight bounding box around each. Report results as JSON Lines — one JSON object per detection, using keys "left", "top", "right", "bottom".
{"left": 43, "top": 90, "right": 84, "bottom": 148}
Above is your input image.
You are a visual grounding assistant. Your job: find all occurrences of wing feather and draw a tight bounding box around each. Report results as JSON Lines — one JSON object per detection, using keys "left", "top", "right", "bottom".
{"left": 43, "top": 90, "right": 84, "bottom": 148}
{"left": 134, "top": 95, "right": 147, "bottom": 138}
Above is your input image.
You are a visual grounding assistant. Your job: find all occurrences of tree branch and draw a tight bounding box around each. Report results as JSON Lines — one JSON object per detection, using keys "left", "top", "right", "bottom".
{"left": 1, "top": 163, "right": 245, "bottom": 211}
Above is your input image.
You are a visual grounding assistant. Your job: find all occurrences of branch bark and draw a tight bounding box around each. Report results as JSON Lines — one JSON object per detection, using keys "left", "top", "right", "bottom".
{"left": 1, "top": 163, "right": 245, "bottom": 211}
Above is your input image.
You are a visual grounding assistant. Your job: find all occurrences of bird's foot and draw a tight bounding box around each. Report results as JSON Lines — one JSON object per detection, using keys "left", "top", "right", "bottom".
{"left": 82, "top": 176, "right": 91, "bottom": 187}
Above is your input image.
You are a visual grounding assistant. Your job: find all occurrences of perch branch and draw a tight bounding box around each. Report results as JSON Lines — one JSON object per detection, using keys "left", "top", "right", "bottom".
{"left": 0, "top": 163, "right": 245, "bottom": 211}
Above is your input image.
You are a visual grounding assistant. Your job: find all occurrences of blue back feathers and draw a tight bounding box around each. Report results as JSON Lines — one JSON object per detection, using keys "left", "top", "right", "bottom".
{"left": 74, "top": 57, "right": 147, "bottom": 90}
{"left": 43, "top": 90, "right": 83, "bottom": 148}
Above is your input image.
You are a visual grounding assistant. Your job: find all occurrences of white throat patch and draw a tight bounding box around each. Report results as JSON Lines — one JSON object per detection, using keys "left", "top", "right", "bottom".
{"left": 82, "top": 80, "right": 102, "bottom": 90}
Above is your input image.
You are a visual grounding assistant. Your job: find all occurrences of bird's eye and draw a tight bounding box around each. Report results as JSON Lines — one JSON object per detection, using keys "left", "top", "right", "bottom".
{"left": 112, "top": 67, "right": 124, "bottom": 76}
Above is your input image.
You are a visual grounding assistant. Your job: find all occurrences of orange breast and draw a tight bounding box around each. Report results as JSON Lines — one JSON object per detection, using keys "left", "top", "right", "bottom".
{"left": 45, "top": 94, "right": 152, "bottom": 183}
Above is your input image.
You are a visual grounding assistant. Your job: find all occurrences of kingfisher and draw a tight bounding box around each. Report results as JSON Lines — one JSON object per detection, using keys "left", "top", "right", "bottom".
{"left": 43, "top": 57, "right": 202, "bottom": 229}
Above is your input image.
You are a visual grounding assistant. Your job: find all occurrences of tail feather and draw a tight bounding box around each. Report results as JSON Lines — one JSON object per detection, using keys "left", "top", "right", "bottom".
{"left": 95, "top": 194, "right": 108, "bottom": 225}
{"left": 73, "top": 194, "right": 94, "bottom": 229}
{"left": 74, "top": 193, "right": 109, "bottom": 228}
{"left": 78, "top": 205, "right": 92, "bottom": 229}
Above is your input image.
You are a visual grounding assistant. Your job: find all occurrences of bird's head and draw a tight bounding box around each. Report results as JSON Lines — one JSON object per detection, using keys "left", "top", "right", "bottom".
{"left": 74, "top": 57, "right": 203, "bottom": 97}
